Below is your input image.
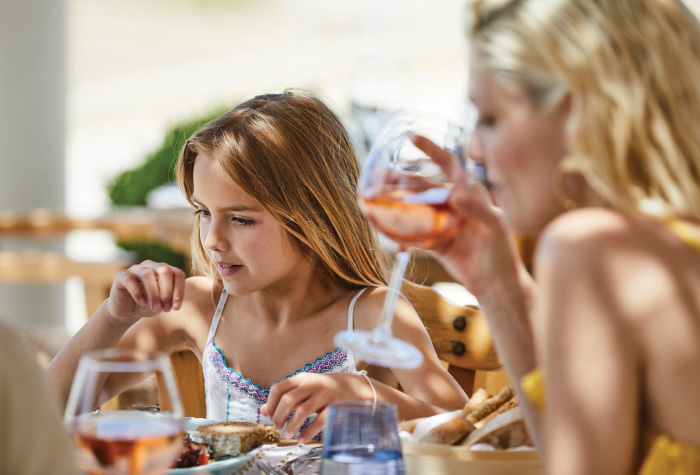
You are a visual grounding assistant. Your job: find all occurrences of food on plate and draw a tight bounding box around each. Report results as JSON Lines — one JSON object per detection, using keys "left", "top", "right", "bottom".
{"left": 403, "top": 385, "right": 532, "bottom": 450}
{"left": 463, "top": 386, "right": 515, "bottom": 428}
{"left": 398, "top": 417, "right": 428, "bottom": 434}
{"left": 420, "top": 414, "right": 475, "bottom": 445}
{"left": 190, "top": 421, "right": 280, "bottom": 457}
{"left": 172, "top": 421, "right": 280, "bottom": 468}
{"left": 173, "top": 441, "right": 210, "bottom": 468}
{"left": 461, "top": 406, "right": 530, "bottom": 448}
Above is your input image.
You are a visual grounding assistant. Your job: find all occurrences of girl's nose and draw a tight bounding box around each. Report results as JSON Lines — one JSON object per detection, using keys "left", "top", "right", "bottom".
{"left": 203, "top": 220, "right": 227, "bottom": 252}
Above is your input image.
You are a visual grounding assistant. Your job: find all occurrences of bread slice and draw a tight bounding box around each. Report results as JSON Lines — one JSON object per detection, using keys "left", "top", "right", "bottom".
{"left": 399, "top": 417, "right": 428, "bottom": 434}
{"left": 473, "top": 396, "right": 519, "bottom": 429}
{"left": 462, "top": 388, "right": 491, "bottom": 418}
{"left": 464, "top": 386, "right": 515, "bottom": 426}
{"left": 419, "top": 415, "right": 475, "bottom": 445}
{"left": 461, "top": 406, "right": 530, "bottom": 448}
{"left": 190, "top": 421, "right": 279, "bottom": 456}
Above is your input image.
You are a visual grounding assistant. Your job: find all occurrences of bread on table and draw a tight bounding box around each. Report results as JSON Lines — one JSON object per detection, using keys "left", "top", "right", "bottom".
{"left": 190, "top": 421, "right": 280, "bottom": 457}
{"left": 399, "top": 417, "right": 428, "bottom": 434}
{"left": 402, "top": 385, "right": 532, "bottom": 450}
{"left": 461, "top": 406, "right": 531, "bottom": 448}
{"left": 464, "top": 386, "right": 515, "bottom": 428}
{"left": 419, "top": 415, "right": 475, "bottom": 445}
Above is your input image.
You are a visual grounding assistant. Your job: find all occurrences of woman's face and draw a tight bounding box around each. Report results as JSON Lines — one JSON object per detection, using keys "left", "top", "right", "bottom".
{"left": 468, "top": 66, "right": 572, "bottom": 235}
{"left": 191, "top": 154, "right": 309, "bottom": 296}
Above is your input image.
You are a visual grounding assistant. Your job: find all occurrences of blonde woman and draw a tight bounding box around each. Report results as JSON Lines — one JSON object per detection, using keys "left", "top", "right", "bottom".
{"left": 420, "top": 0, "right": 700, "bottom": 473}
{"left": 48, "top": 91, "right": 468, "bottom": 443}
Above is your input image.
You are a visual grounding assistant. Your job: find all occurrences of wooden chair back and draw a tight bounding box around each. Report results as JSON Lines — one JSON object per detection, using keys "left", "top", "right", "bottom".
{"left": 400, "top": 280, "right": 501, "bottom": 396}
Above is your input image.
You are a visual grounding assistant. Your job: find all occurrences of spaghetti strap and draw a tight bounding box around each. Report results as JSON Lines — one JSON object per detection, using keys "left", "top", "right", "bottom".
{"left": 347, "top": 287, "right": 368, "bottom": 331}
{"left": 345, "top": 287, "right": 368, "bottom": 370}
{"left": 205, "top": 289, "right": 229, "bottom": 345}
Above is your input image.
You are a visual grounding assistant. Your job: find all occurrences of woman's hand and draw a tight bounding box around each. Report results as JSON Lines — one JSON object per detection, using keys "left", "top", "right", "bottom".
{"left": 411, "top": 134, "right": 518, "bottom": 298}
{"left": 261, "top": 373, "right": 363, "bottom": 443}
{"left": 107, "top": 260, "right": 187, "bottom": 325}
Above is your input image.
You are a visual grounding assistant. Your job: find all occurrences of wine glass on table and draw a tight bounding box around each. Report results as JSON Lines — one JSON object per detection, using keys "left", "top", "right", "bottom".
{"left": 64, "top": 348, "right": 184, "bottom": 475}
{"left": 335, "top": 111, "right": 469, "bottom": 369}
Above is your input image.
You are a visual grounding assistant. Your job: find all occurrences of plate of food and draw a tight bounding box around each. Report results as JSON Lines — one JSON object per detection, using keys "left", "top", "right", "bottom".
{"left": 168, "top": 418, "right": 279, "bottom": 474}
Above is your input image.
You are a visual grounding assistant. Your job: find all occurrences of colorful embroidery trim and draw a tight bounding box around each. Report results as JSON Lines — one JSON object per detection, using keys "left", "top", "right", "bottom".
{"left": 208, "top": 341, "right": 349, "bottom": 405}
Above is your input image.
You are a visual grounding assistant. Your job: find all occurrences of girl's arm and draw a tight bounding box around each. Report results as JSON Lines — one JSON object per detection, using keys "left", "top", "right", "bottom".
{"left": 535, "top": 210, "right": 640, "bottom": 474}
{"left": 262, "top": 288, "right": 469, "bottom": 443}
{"left": 46, "top": 260, "right": 189, "bottom": 410}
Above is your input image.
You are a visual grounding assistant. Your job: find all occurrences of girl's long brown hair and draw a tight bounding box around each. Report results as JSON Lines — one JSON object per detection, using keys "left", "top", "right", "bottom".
{"left": 177, "top": 91, "right": 389, "bottom": 293}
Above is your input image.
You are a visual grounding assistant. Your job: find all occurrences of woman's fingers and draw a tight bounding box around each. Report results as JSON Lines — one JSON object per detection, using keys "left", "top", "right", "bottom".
{"left": 410, "top": 133, "right": 468, "bottom": 184}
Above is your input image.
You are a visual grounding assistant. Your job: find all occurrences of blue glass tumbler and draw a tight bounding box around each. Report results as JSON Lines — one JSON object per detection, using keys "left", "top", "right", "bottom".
{"left": 321, "top": 401, "right": 405, "bottom": 475}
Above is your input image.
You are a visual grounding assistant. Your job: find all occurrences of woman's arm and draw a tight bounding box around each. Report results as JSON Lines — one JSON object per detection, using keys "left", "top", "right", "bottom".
{"left": 535, "top": 211, "right": 641, "bottom": 474}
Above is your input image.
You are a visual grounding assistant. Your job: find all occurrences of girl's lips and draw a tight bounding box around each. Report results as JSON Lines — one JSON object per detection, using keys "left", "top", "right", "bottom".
{"left": 218, "top": 263, "right": 242, "bottom": 277}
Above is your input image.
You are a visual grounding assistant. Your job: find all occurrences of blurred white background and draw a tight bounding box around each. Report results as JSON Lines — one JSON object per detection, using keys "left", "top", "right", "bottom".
{"left": 1, "top": 0, "right": 698, "bottom": 331}
{"left": 1, "top": 0, "right": 470, "bottom": 330}
{"left": 67, "top": 0, "right": 469, "bottom": 217}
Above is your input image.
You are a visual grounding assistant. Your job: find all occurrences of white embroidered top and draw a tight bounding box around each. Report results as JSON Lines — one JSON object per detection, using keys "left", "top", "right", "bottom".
{"left": 201, "top": 288, "right": 366, "bottom": 435}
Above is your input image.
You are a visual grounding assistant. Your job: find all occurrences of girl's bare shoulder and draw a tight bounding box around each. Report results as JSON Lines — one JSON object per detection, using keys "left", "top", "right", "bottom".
{"left": 352, "top": 285, "right": 420, "bottom": 332}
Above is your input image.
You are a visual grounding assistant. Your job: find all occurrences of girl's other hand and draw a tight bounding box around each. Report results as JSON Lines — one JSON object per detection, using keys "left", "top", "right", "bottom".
{"left": 261, "top": 373, "right": 357, "bottom": 444}
{"left": 107, "top": 260, "right": 186, "bottom": 324}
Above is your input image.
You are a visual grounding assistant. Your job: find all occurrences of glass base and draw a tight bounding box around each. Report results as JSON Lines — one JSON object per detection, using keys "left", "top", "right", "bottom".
{"left": 334, "top": 330, "right": 424, "bottom": 369}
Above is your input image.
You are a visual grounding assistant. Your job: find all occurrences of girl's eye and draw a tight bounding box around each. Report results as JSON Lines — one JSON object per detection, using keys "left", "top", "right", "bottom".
{"left": 233, "top": 217, "right": 253, "bottom": 226}
{"left": 193, "top": 209, "right": 210, "bottom": 218}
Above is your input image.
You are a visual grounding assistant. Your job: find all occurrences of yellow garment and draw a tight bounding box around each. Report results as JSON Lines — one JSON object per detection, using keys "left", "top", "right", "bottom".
{"left": 519, "top": 367, "right": 545, "bottom": 412}
{"left": 518, "top": 215, "right": 700, "bottom": 474}
{"left": 666, "top": 218, "right": 700, "bottom": 257}
{"left": 520, "top": 369, "right": 700, "bottom": 474}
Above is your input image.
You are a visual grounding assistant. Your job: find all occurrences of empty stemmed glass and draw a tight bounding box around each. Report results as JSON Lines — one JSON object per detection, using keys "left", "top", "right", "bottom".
{"left": 64, "top": 348, "right": 184, "bottom": 475}
{"left": 334, "top": 111, "right": 468, "bottom": 369}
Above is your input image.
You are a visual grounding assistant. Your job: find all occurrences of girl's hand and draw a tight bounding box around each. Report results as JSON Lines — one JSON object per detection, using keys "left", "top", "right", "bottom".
{"left": 261, "top": 373, "right": 361, "bottom": 443}
{"left": 411, "top": 134, "right": 518, "bottom": 297}
{"left": 107, "top": 260, "right": 186, "bottom": 324}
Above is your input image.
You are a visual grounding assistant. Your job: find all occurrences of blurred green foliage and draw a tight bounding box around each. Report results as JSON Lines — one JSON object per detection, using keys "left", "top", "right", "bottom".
{"left": 108, "top": 112, "right": 221, "bottom": 206}
{"left": 107, "top": 108, "right": 225, "bottom": 271}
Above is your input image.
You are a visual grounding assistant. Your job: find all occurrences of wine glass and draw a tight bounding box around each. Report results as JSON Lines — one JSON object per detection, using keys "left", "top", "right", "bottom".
{"left": 64, "top": 348, "right": 184, "bottom": 475}
{"left": 335, "top": 111, "right": 468, "bottom": 369}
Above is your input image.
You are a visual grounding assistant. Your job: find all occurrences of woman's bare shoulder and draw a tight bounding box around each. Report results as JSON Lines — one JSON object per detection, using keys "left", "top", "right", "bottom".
{"left": 535, "top": 208, "right": 671, "bottom": 267}
{"left": 535, "top": 208, "right": 698, "bottom": 323}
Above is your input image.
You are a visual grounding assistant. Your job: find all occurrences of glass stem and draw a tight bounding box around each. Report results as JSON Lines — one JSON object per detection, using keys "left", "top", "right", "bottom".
{"left": 372, "top": 250, "right": 411, "bottom": 342}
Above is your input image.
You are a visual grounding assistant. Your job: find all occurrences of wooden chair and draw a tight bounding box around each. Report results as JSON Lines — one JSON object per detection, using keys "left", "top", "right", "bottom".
{"left": 400, "top": 280, "right": 501, "bottom": 396}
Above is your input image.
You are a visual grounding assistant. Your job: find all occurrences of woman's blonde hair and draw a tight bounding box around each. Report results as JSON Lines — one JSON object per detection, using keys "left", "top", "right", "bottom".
{"left": 468, "top": 0, "right": 700, "bottom": 219}
{"left": 177, "top": 91, "right": 388, "bottom": 290}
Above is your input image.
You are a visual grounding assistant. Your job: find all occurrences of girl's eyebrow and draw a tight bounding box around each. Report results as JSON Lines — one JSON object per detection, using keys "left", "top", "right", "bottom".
{"left": 191, "top": 197, "right": 263, "bottom": 213}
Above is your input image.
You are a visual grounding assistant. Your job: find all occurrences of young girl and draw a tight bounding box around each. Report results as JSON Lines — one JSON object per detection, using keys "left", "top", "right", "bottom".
{"left": 47, "top": 91, "right": 468, "bottom": 443}
{"left": 420, "top": 0, "right": 700, "bottom": 473}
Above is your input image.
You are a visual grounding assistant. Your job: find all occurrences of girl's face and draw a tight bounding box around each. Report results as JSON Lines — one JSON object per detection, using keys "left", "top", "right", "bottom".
{"left": 468, "top": 66, "right": 573, "bottom": 235}
{"left": 191, "top": 154, "right": 309, "bottom": 296}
